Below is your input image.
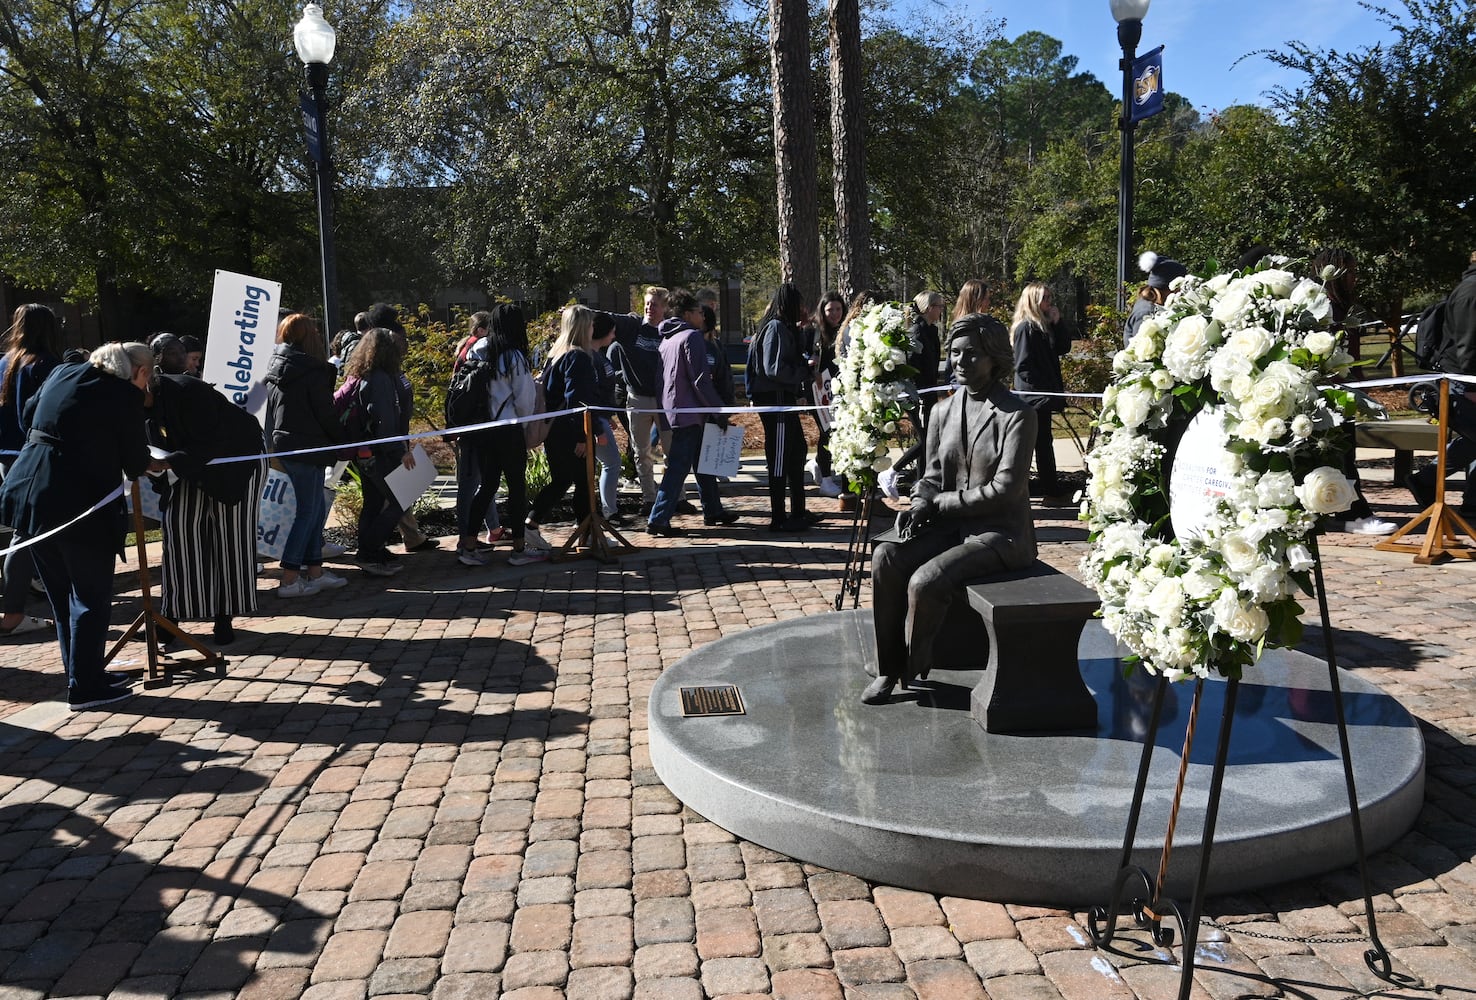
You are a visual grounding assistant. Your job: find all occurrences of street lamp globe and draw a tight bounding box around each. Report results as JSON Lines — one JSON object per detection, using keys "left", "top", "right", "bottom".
{"left": 1109, "top": 0, "right": 1150, "bottom": 22}
{"left": 293, "top": 4, "right": 337, "bottom": 66}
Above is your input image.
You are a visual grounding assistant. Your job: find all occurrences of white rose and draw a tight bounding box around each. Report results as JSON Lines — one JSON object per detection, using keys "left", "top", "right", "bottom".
{"left": 1147, "top": 578, "right": 1186, "bottom": 621}
{"left": 1206, "top": 273, "right": 1231, "bottom": 292}
{"left": 1115, "top": 384, "right": 1153, "bottom": 429}
{"left": 1295, "top": 466, "right": 1358, "bottom": 514}
{"left": 1211, "top": 589, "right": 1270, "bottom": 642}
{"left": 1303, "top": 330, "right": 1335, "bottom": 356}
{"left": 1210, "top": 349, "right": 1253, "bottom": 394}
{"left": 1211, "top": 288, "right": 1252, "bottom": 326}
{"left": 1226, "top": 325, "right": 1274, "bottom": 361}
{"left": 1150, "top": 369, "right": 1174, "bottom": 391}
{"left": 1182, "top": 569, "right": 1220, "bottom": 600}
{"left": 1220, "top": 531, "right": 1261, "bottom": 575}
{"left": 1257, "top": 269, "right": 1297, "bottom": 297}
{"left": 1132, "top": 331, "right": 1160, "bottom": 362}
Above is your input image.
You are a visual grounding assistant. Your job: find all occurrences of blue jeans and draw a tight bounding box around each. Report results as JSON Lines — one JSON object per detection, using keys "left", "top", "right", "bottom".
{"left": 649, "top": 423, "right": 720, "bottom": 526}
{"left": 279, "top": 460, "right": 329, "bottom": 571}
{"left": 29, "top": 515, "right": 117, "bottom": 696}
{"left": 596, "top": 432, "right": 621, "bottom": 516}
{"left": 456, "top": 437, "right": 501, "bottom": 536}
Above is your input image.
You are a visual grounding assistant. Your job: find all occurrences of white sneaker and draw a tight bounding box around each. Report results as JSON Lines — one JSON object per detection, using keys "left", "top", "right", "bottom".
{"left": 358, "top": 560, "right": 403, "bottom": 578}
{"left": 508, "top": 549, "right": 549, "bottom": 566}
{"left": 818, "top": 476, "right": 843, "bottom": 498}
{"left": 312, "top": 570, "right": 348, "bottom": 590}
{"left": 321, "top": 542, "right": 348, "bottom": 558}
{"left": 805, "top": 458, "right": 820, "bottom": 486}
{"left": 1345, "top": 516, "right": 1397, "bottom": 536}
{"left": 878, "top": 468, "right": 900, "bottom": 499}
{"left": 277, "top": 577, "right": 322, "bottom": 599}
{"left": 457, "top": 547, "right": 490, "bottom": 567}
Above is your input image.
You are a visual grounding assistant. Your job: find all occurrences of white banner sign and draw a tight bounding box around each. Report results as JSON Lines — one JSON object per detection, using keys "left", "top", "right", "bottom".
{"left": 257, "top": 468, "right": 297, "bottom": 560}
{"left": 203, "top": 269, "right": 282, "bottom": 424}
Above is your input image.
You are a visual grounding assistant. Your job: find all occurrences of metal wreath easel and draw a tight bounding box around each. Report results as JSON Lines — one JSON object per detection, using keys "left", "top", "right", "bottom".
{"left": 1087, "top": 537, "right": 1415, "bottom": 997}
{"left": 1374, "top": 376, "right": 1476, "bottom": 563}
{"left": 834, "top": 492, "right": 875, "bottom": 611}
{"left": 553, "top": 409, "right": 637, "bottom": 564}
{"left": 102, "top": 479, "right": 226, "bottom": 684}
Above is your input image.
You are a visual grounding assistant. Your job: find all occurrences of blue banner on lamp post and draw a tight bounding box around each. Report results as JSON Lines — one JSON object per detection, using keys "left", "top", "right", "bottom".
{"left": 1130, "top": 45, "right": 1164, "bottom": 122}
{"left": 300, "top": 93, "right": 324, "bottom": 166}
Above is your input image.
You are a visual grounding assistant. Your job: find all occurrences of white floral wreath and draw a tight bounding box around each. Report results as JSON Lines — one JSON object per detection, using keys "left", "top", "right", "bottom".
{"left": 1081, "top": 262, "right": 1370, "bottom": 680}
{"left": 829, "top": 302, "right": 919, "bottom": 496}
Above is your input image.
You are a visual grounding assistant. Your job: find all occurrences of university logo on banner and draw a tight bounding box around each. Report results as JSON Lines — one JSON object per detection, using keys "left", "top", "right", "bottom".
{"left": 203, "top": 269, "right": 283, "bottom": 425}
{"left": 1131, "top": 45, "right": 1164, "bottom": 123}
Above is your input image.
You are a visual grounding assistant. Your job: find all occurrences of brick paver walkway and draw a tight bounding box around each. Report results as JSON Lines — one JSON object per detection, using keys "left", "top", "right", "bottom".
{"left": 0, "top": 477, "right": 1473, "bottom": 999}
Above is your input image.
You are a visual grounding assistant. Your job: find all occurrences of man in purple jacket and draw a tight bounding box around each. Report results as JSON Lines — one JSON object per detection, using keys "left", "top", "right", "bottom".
{"left": 646, "top": 290, "right": 741, "bottom": 536}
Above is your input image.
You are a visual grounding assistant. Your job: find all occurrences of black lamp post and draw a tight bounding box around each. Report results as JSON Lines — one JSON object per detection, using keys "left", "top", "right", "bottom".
{"left": 1111, "top": 0, "right": 1150, "bottom": 312}
{"left": 293, "top": 3, "right": 340, "bottom": 346}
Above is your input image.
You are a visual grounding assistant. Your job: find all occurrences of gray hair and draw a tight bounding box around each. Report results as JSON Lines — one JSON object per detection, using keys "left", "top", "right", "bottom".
{"left": 90, "top": 342, "right": 153, "bottom": 381}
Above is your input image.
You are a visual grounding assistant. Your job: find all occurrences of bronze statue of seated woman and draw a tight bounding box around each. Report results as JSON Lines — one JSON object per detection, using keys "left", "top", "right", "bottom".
{"left": 864, "top": 314, "right": 1039, "bottom": 705}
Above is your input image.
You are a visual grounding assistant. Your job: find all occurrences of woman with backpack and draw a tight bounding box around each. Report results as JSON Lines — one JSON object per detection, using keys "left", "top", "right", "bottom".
{"left": 457, "top": 304, "right": 544, "bottom": 566}
{"left": 449, "top": 311, "right": 503, "bottom": 555}
{"left": 344, "top": 327, "right": 413, "bottom": 577}
{"left": 747, "top": 283, "right": 814, "bottom": 532}
{"left": 525, "top": 305, "right": 608, "bottom": 550}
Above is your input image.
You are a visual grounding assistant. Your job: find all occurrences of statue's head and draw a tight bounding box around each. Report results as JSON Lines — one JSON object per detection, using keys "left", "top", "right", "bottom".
{"left": 947, "top": 315, "right": 1013, "bottom": 392}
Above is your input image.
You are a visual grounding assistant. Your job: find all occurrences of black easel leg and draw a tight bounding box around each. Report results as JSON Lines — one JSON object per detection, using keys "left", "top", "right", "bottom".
{"left": 1310, "top": 538, "right": 1401, "bottom": 983}
{"left": 834, "top": 494, "right": 871, "bottom": 611}
{"left": 1090, "top": 674, "right": 1169, "bottom": 946}
{"left": 1174, "top": 677, "right": 1238, "bottom": 1000}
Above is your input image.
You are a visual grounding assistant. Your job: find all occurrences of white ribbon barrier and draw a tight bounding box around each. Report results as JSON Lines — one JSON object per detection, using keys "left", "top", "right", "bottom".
{"left": 0, "top": 485, "right": 126, "bottom": 559}
{"left": 0, "top": 369, "right": 1462, "bottom": 560}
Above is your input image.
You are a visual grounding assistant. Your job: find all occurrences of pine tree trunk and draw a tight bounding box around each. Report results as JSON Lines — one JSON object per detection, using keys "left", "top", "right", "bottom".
{"left": 769, "top": 0, "right": 821, "bottom": 306}
{"left": 828, "top": 0, "right": 870, "bottom": 300}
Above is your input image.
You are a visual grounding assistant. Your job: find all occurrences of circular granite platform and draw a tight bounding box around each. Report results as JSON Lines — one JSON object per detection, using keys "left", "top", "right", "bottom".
{"left": 647, "top": 612, "right": 1424, "bottom": 906}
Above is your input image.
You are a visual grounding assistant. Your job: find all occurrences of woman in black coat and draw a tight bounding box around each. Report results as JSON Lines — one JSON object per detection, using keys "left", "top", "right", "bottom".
{"left": 1010, "top": 283, "right": 1076, "bottom": 507}
{"left": 264, "top": 314, "right": 348, "bottom": 595}
{"left": 146, "top": 333, "right": 265, "bottom": 645}
{"left": 0, "top": 342, "right": 160, "bottom": 710}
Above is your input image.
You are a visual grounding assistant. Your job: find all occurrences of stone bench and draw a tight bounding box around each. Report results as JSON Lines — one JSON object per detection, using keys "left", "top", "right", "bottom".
{"left": 965, "top": 564, "right": 1099, "bottom": 735}
{"left": 1356, "top": 418, "right": 1439, "bottom": 482}
{"left": 868, "top": 528, "right": 1099, "bottom": 734}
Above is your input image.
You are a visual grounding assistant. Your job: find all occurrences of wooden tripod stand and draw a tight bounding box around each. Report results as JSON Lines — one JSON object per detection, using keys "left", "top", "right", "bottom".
{"left": 1375, "top": 378, "right": 1476, "bottom": 563}
{"left": 553, "top": 409, "right": 637, "bottom": 563}
{"left": 103, "top": 480, "right": 225, "bottom": 684}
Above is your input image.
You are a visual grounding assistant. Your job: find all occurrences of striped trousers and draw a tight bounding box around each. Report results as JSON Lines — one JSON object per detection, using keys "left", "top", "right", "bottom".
{"left": 160, "top": 462, "right": 263, "bottom": 621}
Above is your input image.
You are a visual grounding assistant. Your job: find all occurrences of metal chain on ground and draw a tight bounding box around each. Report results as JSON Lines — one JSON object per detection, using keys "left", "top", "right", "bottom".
{"left": 1201, "top": 916, "right": 1374, "bottom": 945}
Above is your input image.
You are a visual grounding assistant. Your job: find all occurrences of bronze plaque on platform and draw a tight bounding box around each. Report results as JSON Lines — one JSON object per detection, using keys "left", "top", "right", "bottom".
{"left": 680, "top": 685, "right": 745, "bottom": 717}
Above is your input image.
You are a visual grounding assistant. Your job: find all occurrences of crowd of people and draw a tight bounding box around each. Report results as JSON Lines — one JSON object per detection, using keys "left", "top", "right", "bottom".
{"left": 4, "top": 251, "right": 1458, "bottom": 710}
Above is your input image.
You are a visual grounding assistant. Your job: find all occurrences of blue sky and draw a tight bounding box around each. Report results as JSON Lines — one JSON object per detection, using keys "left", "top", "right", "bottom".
{"left": 903, "top": 0, "right": 1403, "bottom": 114}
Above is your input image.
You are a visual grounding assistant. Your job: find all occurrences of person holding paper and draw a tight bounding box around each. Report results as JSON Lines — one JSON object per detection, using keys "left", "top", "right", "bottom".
{"left": 647, "top": 290, "right": 739, "bottom": 536}
{"left": 145, "top": 333, "right": 265, "bottom": 646}
{"left": 346, "top": 327, "right": 413, "bottom": 577}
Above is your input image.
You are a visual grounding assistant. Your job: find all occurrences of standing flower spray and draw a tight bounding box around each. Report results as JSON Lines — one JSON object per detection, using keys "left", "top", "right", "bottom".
{"left": 1081, "top": 261, "right": 1378, "bottom": 680}
{"left": 828, "top": 302, "right": 919, "bottom": 496}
